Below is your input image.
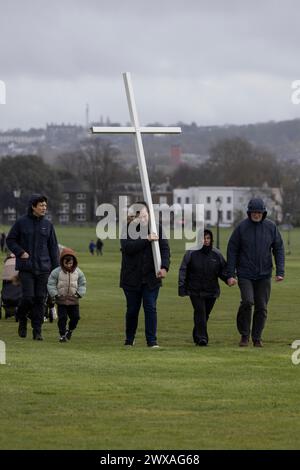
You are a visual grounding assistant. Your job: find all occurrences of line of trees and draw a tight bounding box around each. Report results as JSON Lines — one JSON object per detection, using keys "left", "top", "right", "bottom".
{"left": 0, "top": 154, "right": 62, "bottom": 215}
{"left": 0, "top": 137, "right": 135, "bottom": 217}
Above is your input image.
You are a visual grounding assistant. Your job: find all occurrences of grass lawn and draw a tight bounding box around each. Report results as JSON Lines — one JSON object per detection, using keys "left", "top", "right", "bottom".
{"left": 0, "top": 225, "right": 299, "bottom": 450}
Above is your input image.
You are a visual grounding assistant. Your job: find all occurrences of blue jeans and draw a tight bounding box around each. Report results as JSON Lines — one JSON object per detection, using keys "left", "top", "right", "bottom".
{"left": 123, "top": 285, "right": 160, "bottom": 346}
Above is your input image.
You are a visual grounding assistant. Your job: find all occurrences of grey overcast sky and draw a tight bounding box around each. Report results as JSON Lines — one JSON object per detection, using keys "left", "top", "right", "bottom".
{"left": 0, "top": 0, "right": 300, "bottom": 130}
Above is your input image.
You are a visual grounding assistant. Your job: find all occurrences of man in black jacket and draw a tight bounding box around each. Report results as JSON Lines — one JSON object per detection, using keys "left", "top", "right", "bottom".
{"left": 120, "top": 202, "right": 170, "bottom": 348}
{"left": 227, "top": 198, "right": 285, "bottom": 347}
{"left": 6, "top": 194, "right": 59, "bottom": 340}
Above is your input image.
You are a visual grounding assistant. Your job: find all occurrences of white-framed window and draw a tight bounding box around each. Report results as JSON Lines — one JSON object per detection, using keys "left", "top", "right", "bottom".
{"left": 59, "top": 214, "right": 69, "bottom": 223}
{"left": 177, "top": 197, "right": 181, "bottom": 204}
{"left": 4, "top": 207, "right": 15, "bottom": 214}
{"left": 63, "top": 193, "right": 70, "bottom": 200}
{"left": 205, "top": 210, "right": 211, "bottom": 221}
{"left": 76, "top": 214, "right": 86, "bottom": 221}
{"left": 59, "top": 203, "right": 69, "bottom": 214}
{"left": 227, "top": 210, "right": 232, "bottom": 221}
{"left": 77, "top": 193, "right": 86, "bottom": 200}
{"left": 206, "top": 196, "right": 211, "bottom": 203}
{"left": 227, "top": 197, "right": 231, "bottom": 203}
{"left": 185, "top": 197, "right": 190, "bottom": 204}
{"left": 76, "top": 203, "right": 86, "bottom": 214}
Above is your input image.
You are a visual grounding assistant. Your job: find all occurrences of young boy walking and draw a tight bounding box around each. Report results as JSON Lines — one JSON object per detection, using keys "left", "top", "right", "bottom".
{"left": 47, "top": 248, "right": 86, "bottom": 342}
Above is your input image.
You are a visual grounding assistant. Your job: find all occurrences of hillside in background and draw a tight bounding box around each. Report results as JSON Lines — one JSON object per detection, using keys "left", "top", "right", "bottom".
{"left": 85, "top": 119, "right": 300, "bottom": 163}
{"left": 175, "top": 119, "right": 300, "bottom": 162}
{"left": 1, "top": 118, "right": 300, "bottom": 163}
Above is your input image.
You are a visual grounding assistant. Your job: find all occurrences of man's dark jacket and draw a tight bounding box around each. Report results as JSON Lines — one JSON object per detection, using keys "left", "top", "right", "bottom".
{"left": 227, "top": 216, "right": 285, "bottom": 280}
{"left": 6, "top": 195, "right": 59, "bottom": 274}
{"left": 178, "top": 246, "right": 228, "bottom": 298}
{"left": 120, "top": 223, "right": 170, "bottom": 290}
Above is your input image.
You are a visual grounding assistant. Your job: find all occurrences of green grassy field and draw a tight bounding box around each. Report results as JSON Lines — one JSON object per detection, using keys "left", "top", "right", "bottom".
{"left": 0, "top": 225, "right": 299, "bottom": 450}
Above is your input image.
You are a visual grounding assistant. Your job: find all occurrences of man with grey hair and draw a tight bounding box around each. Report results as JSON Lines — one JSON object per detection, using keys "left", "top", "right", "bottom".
{"left": 227, "top": 198, "right": 285, "bottom": 347}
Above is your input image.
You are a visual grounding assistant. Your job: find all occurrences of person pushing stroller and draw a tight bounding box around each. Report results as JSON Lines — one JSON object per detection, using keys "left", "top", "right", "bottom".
{"left": 0, "top": 253, "right": 22, "bottom": 320}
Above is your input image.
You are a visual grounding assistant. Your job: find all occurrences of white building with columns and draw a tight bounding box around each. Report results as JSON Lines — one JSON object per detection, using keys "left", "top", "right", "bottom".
{"left": 173, "top": 186, "right": 283, "bottom": 227}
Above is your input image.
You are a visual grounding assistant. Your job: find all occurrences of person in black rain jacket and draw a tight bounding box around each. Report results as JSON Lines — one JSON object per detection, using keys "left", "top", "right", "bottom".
{"left": 178, "top": 229, "right": 232, "bottom": 346}
{"left": 226, "top": 198, "right": 285, "bottom": 348}
{"left": 6, "top": 194, "right": 59, "bottom": 340}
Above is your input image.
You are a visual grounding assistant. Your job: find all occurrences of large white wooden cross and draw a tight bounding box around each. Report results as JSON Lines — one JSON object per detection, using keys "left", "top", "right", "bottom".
{"left": 91, "top": 72, "right": 181, "bottom": 274}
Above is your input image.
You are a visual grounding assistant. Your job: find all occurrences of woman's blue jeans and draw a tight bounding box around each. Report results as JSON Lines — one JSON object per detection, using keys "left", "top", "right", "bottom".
{"left": 123, "top": 285, "right": 160, "bottom": 346}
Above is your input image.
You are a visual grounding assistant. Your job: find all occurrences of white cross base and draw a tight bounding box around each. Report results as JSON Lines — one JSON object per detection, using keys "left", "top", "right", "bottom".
{"left": 92, "top": 72, "right": 181, "bottom": 275}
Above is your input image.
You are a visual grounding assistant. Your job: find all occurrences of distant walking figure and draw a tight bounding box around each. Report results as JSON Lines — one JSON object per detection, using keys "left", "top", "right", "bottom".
{"left": 96, "top": 238, "right": 103, "bottom": 256}
{"left": 89, "top": 240, "right": 96, "bottom": 255}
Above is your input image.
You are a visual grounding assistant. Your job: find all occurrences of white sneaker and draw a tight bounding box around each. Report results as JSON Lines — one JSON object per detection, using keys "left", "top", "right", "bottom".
{"left": 148, "top": 344, "right": 160, "bottom": 349}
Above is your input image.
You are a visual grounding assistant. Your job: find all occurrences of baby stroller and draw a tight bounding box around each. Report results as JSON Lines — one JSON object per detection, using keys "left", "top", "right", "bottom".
{"left": 0, "top": 254, "right": 22, "bottom": 320}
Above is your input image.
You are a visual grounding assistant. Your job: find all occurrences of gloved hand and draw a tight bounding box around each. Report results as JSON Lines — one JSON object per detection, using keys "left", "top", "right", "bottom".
{"left": 178, "top": 287, "right": 186, "bottom": 297}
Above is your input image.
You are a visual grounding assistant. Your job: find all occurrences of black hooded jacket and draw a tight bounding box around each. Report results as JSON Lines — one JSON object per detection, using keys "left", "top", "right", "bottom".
{"left": 6, "top": 194, "right": 59, "bottom": 274}
{"left": 226, "top": 198, "right": 285, "bottom": 280}
{"left": 178, "top": 241, "right": 228, "bottom": 298}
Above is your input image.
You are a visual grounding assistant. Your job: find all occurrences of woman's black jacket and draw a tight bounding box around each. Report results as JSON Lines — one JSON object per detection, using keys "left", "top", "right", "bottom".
{"left": 120, "top": 223, "right": 170, "bottom": 291}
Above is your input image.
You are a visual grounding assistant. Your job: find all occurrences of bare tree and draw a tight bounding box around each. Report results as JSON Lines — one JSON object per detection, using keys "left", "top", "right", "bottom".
{"left": 55, "top": 151, "right": 86, "bottom": 177}
{"left": 79, "top": 137, "right": 122, "bottom": 209}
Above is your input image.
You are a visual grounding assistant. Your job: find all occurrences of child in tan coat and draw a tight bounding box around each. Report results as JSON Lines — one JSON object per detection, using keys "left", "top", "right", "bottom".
{"left": 47, "top": 248, "right": 86, "bottom": 342}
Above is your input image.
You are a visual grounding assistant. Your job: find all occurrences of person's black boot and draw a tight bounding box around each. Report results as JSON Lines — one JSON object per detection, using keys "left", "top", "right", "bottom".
{"left": 239, "top": 335, "right": 249, "bottom": 347}
{"left": 18, "top": 321, "right": 27, "bottom": 338}
{"left": 33, "top": 330, "right": 43, "bottom": 341}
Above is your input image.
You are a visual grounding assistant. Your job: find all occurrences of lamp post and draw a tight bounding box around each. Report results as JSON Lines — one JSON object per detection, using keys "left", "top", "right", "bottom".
{"left": 13, "top": 189, "right": 21, "bottom": 221}
{"left": 215, "top": 197, "right": 222, "bottom": 249}
{"left": 286, "top": 212, "right": 291, "bottom": 255}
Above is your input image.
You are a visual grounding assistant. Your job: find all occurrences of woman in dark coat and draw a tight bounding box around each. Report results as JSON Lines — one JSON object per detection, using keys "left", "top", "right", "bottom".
{"left": 178, "top": 229, "right": 233, "bottom": 346}
{"left": 120, "top": 202, "right": 170, "bottom": 348}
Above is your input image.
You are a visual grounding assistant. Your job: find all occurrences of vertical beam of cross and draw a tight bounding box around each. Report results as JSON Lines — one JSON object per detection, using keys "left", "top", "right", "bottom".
{"left": 91, "top": 72, "right": 181, "bottom": 274}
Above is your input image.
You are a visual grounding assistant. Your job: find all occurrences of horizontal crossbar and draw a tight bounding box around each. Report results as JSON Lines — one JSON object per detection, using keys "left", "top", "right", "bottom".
{"left": 91, "top": 126, "right": 181, "bottom": 135}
